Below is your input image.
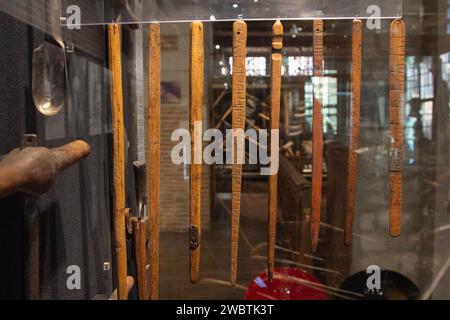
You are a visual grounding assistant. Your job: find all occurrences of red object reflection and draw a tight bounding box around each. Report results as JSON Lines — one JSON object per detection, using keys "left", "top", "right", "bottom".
{"left": 245, "top": 267, "right": 329, "bottom": 300}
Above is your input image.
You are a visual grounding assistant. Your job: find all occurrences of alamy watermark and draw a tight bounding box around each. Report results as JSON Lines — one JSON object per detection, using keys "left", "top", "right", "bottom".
{"left": 171, "top": 122, "right": 279, "bottom": 176}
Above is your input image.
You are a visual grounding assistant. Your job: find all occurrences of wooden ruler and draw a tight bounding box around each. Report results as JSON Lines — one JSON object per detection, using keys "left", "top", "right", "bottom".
{"left": 344, "top": 20, "right": 362, "bottom": 246}
{"left": 148, "top": 23, "right": 161, "bottom": 299}
{"left": 189, "top": 21, "right": 204, "bottom": 284}
{"left": 268, "top": 20, "right": 283, "bottom": 281}
{"left": 108, "top": 24, "right": 128, "bottom": 300}
{"left": 389, "top": 19, "right": 405, "bottom": 237}
{"left": 311, "top": 19, "right": 324, "bottom": 252}
{"left": 231, "top": 20, "right": 247, "bottom": 286}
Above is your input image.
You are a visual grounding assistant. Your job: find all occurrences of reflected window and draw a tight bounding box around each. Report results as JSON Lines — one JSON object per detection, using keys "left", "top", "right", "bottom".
{"left": 229, "top": 56, "right": 267, "bottom": 76}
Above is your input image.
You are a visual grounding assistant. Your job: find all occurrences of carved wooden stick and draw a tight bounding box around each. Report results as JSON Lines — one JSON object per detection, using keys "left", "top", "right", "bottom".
{"left": 389, "top": 19, "right": 405, "bottom": 237}
{"left": 231, "top": 20, "right": 247, "bottom": 286}
{"left": 108, "top": 24, "right": 128, "bottom": 300}
{"left": 344, "top": 20, "right": 362, "bottom": 246}
{"left": 189, "top": 21, "right": 204, "bottom": 284}
{"left": 311, "top": 19, "right": 324, "bottom": 252}
{"left": 268, "top": 20, "right": 283, "bottom": 281}
{"left": 148, "top": 23, "right": 161, "bottom": 299}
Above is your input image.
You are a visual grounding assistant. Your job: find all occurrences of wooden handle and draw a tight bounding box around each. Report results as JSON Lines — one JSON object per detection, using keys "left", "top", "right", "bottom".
{"left": 231, "top": 20, "right": 247, "bottom": 286}
{"left": 148, "top": 22, "right": 161, "bottom": 300}
{"left": 268, "top": 20, "right": 283, "bottom": 281}
{"left": 389, "top": 19, "right": 405, "bottom": 237}
{"left": 344, "top": 20, "right": 362, "bottom": 246}
{"left": 189, "top": 21, "right": 204, "bottom": 284}
{"left": 108, "top": 24, "right": 128, "bottom": 300}
{"left": 133, "top": 218, "right": 148, "bottom": 300}
{"left": 311, "top": 19, "right": 324, "bottom": 252}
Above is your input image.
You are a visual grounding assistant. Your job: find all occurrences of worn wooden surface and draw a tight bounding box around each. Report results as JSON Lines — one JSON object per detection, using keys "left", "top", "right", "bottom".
{"left": 148, "top": 23, "right": 161, "bottom": 300}
{"left": 389, "top": 19, "right": 405, "bottom": 237}
{"left": 268, "top": 20, "right": 283, "bottom": 281}
{"left": 133, "top": 218, "right": 148, "bottom": 300}
{"left": 108, "top": 24, "right": 128, "bottom": 300}
{"left": 189, "top": 21, "right": 204, "bottom": 284}
{"left": 311, "top": 19, "right": 324, "bottom": 253}
{"left": 344, "top": 20, "right": 362, "bottom": 246}
{"left": 231, "top": 20, "right": 247, "bottom": 286}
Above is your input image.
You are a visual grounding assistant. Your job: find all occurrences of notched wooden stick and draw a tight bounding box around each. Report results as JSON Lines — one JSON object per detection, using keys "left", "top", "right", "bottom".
{"left": 268, "top": 20, "right": 283, "bottom": 281}
{"left": 231, "top": 20, "right": 247, "bottom": 286}
{"left": 148, "top": 22, "right": 161, "bottom": 300}
{"left": 311, "top": 19, "right": 324, "bottom": 253}
{"left": 389, "top": 19, "right": 405, "bottom": 237}
{"left": 108, "top": 24, "right": 128, "bottom": 300}
{"left": 189, "top": 21, "right": 204, "bottom": 284}
{"left": 344, "top": 19, "right": 362, "bottom": 247}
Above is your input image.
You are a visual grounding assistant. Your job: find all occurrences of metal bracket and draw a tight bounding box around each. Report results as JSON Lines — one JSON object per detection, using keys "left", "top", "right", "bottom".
{"left": 389, "top": 147, "right": 402, "bottom": 172}
{"left": 189, "top": 225, "right": 199, "bottom": 251}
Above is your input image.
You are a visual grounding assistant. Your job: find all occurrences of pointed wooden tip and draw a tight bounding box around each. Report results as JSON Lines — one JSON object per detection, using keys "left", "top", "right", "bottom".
{"left": 390, "top": 226, "right": 401, "bottom": 238}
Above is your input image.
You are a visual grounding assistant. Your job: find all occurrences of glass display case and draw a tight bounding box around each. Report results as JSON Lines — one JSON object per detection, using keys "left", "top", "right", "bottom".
{"left": 0, "top": 0, "right": 449, "bottom": 301}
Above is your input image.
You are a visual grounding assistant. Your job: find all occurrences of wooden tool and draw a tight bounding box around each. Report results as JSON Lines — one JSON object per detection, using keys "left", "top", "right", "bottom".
{"left": 189, "top": 21, "right": 204, "bottom": 284}
{"left": 311, "top": 19, "right": 324, "bottom": 252}
{"left": 344, "top": 20, "right": 362, "bottom": 246}
{"left": 108, "top": 24, "right": 128, "bottom": 300}
{"left": 231, "top": 20, "right": 247, "bottom": 286}
{"left": 389, "top": 19, "right": 405, "bottom": 237}
{"left": 148, "top": 22, "right": 161, "bottom": 299}
{"left": 132, "top": 161, "right": 148, "bottom": 300}
{"left": 268, "top": 20, "right": 283, "bottom": 281}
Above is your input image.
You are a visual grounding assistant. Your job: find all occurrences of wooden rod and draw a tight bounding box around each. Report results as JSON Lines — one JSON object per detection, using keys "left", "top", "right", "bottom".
{"left": 231, "top": 20, "right": 247, "bottom": 286}
{"left": 311, "top": 19, "right": 324, "bottom": 253}
{"left": 344, "top": 19, "right": 362, "bottom": 246}
{"left": 389, "top": 19, "right": 405, "bottom": 237}
{"left": 148, "top": 22, "right": 161, "bottom": 300}
{"left": 268, "top": 20, "right": 283, "bottom": 281}
{"left": 189, "top": 21, "right": 204, "bottom": 284}
{"left": 133, "top": 218, "right": 148, "bottom": 300}
{"left": 107, "top": 24, "right": 128, "bottom": 300}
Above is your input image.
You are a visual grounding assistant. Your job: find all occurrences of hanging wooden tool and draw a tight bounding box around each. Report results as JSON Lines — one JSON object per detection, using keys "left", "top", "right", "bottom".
{"left": 108, "top": 24, "right": 128, "bottom": 300}
{"left": 268, "top": 20, "right": 283, "bottom": 281}
{"left": 311, "top": 19, "right": 324, "bottom": 252}
{"left": 389, "top": 19, "right": 405, "bottom": 237}
{"left": 189, "top": 21, "right": 204, "bottom": 284}
{"left": 344, "top": 20, "right": 362, "bottom": 247}
{"left": 148, "top": 22, "right": 161, "bottom": 300}
{"left": 132, "top": 161, "right": 148, "bottom": 300}
{"left": 231, "top": 20, "right": 247, "bottom": 286}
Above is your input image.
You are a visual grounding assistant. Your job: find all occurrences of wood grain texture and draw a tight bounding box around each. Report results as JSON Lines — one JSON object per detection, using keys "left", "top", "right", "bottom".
{"left": 268, "top": 20, "right": 283, "bottom": 281}
{"left": 311, "top": 19, "right": 324, "bottom": 253}
{"left": 231, "top": 20, "right": 247, "bottom": 286}
{"left": 189, "top": 21, "right": 204, "bottom": 284}
{"left": 108, "top": 24, "right": 128, "bottom": 300}
{"left": 148, "top": 23, "right": 161, "bottom": 299}
{"left": 344, "top": 20, "right": 362, "bottom": 247}
{"left": 133, "top": 218, "right": 148, "bottom": 300}
{"left": 389, "top": 19, "right": 405, "bottom": 237}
